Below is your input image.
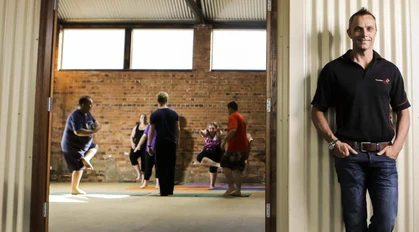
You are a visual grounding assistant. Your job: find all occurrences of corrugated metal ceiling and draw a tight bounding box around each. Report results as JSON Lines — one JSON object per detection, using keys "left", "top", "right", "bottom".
{"left": 59, "top": 0, "right": 195, "bottom": 22}
{"left": 58, "top": 0, "right": 266, "bottom": 23}
{"left": 201, "top": 0, "right": 266, "bottom": 21}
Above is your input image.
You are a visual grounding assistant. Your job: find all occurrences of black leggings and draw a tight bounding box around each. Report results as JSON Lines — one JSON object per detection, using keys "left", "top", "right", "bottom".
{"left": 196, "top": 147, "right": 222, "bottom": 173}
{"left": 143, "top": 153, "right": 157, "bottom": 180}
{"left": 129, "top": 148, "right": 146, "bottom": 172}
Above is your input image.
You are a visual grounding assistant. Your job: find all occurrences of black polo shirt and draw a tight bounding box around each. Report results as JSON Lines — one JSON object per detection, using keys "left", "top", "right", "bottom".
{"left": 311, "top": 50, "right": 410, "bottom": 142}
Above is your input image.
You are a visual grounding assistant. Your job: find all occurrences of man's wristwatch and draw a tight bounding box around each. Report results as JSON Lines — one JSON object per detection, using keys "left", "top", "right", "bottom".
{"left": 328, "top": 139, "right": 339, "bottom": 150}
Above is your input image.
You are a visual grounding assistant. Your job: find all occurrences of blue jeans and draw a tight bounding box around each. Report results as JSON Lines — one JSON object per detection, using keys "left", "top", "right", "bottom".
{"left": 335, "top": 151, "right": 398, "bottom": 232}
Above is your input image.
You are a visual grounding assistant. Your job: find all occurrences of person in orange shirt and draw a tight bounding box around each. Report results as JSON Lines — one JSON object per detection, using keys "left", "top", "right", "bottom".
{"left": 220, "top": 101, "right": 249, "bottom": 197}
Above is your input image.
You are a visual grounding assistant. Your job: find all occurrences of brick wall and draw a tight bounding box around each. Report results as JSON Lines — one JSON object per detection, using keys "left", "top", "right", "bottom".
{"left": 50, "top": 25, "right": 267, "bottom": 184}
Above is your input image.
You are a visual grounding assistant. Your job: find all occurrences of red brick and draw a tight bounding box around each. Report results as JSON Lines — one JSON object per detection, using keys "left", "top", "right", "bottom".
{"left": 51, "top": 26, "right": 266, "bottom": 183}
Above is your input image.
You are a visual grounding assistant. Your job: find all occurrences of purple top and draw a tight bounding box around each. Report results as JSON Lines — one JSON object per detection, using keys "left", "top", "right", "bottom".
{"left": 144, "top": 124, "right": 156, "bottom": 152}
{"left": 204, "top": 136, "right": 221, "bottom": 148}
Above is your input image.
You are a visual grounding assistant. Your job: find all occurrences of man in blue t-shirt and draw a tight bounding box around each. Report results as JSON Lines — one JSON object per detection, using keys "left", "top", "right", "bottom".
{"left": 61, "top": 96, "right": 102, "bottom": 195}
{"left": 147, "top": 92, "right": 179, "bottom": 196}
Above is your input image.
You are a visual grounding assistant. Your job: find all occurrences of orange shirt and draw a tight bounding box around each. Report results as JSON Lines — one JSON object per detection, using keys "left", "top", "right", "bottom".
{"left": 227, "top": 111, "right": 248, "bottom": 152}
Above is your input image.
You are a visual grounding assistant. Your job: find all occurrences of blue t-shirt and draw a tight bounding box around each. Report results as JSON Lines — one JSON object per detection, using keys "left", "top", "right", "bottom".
{"left": 61, "top": 109, "right": 96, "bottom": 153}
{"left": 144, "top": 124, "right": 156, "bottom": 152}
{"left": 149, "top": 108, "right": 179, "bottom": 144}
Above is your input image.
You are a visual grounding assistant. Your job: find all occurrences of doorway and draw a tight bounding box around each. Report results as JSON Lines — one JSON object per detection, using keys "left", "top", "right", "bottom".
{"left": 30, "top": 0, "right": 277, "bottom": 231}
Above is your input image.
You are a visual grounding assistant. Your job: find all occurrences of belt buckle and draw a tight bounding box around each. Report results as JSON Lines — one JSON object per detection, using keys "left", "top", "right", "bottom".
{"left": 360, "top": 142, "right": 371, "bottom": 152}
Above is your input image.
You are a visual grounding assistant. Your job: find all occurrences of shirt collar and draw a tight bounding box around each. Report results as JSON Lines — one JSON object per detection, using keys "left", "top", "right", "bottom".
{"left": 341, "top": 49, "right": 383, "bottom": 61}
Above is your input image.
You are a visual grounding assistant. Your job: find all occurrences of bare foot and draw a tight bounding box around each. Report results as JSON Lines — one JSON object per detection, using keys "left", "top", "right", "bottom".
{"left": 230, "top": 191, "right": 242, "bottom": 197}
{"left": 81, "top": 158, "right": 93, "bottom": 169}
{"left": 209, "top": 186, "right": 215, "bottom": 190}
{"left": 71, "top": 188, "right": 86, "bottom": 195}
{"left": 140, "top": 180, "right": 148, "bottom": 189}
{"left": 223, "top": 187, "right": 236, "bottom": 197}
{"left": 155, "top": 179, "right": 160, "bottom": 189}
{"left": 136, "top": 173, "right": 144, "bottom": 182}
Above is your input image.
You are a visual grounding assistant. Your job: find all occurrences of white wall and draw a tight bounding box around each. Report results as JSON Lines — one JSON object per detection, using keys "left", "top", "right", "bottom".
{"left": 277, "top": 0, "right": 419, "bottom": 231}
{"left": 0, "top": 0, "right": 41, "bottom": 231}
{"left": 409, "top": 0, "right": 419, "bottom": 230}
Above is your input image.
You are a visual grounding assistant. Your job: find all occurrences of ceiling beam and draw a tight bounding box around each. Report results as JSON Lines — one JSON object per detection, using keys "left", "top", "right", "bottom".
{"left": 185, "top": 0, "right": 206, "bottom": 24}
{"left": 58, "top": 21, "right": 266, "bottom": 30}
{"left": 210, "top": 21, "right": 266, "bottom": 29}
{"left": 59, "top": 21, "right": 196, "bottom": 29}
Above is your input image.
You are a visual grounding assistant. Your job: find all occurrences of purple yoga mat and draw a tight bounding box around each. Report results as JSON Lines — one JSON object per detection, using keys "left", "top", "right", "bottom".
{"left": 185, "top": 183, "right": 263, "bottom": 187}
{"left": 208, "top": 187, "right": 265, "bottom": 191}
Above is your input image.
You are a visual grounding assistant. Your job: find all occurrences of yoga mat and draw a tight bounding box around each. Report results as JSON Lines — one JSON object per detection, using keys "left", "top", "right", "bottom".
{"left": 50, "top": 192, "right": 151, "bottom": 196}
{"left": 148, "top": 192, "right": 251, "bottom": 197}
{"left": 209, "top": 187, "right": 264, "bottom": 191}
{"left": 185, "top": 183, "right": 263, "bottom": 187}
{"left": 126, "top": 186, "right": 264, "bottom": 191}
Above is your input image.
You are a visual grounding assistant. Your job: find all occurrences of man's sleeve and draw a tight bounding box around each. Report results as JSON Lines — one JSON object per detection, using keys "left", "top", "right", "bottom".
{"left": 311, "top": 65, "right": 335, "bottom": 112}
{"left": 149, "top": 112, "right": 155, "bottom": 125}
{"left": 70, "top": 113, "right": 84, "bottom": 131}
{"left": 390, "top": 67, "right": 411, "bottom": 111}
{"left": 227, "top": 115, "right": 238, "bottom": 130}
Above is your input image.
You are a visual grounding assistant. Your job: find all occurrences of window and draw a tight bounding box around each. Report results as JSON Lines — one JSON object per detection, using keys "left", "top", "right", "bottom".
{"left": 131, "top": 29, "right": 194, "bottom": 70}
{"left": 59, "top": 29, "right": 125, "bottom": 69}
{"left": 211, "top": 29, "right": 267, "bottom": 70}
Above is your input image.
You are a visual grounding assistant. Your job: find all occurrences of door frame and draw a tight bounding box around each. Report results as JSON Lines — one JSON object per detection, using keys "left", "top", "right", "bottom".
{"left": 265, "top": 0, "right": 277, "bottom": 231}
{"left": 30, "top": 0, "right": 56, "bottom": 231}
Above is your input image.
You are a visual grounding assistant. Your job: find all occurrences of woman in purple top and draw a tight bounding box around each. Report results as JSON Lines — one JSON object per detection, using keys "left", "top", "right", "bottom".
{"left": 195, "top": 122, "right": 223, "bottom": 189}
{"left": 129, "top": 114, "right": 148, "bottom": 182}
{"left": 135, "top": 124, "right": 159, "bottom": 189}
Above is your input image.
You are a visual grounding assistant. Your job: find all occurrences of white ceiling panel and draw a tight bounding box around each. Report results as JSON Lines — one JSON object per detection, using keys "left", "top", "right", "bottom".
{"left": 58, "top": 0, "right": 195, "bottom": 22}
{"left": 58, "top": 0, "right": 267, "bottom": 24}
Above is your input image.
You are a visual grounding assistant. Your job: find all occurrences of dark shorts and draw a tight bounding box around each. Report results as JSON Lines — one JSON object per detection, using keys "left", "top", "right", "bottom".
{"left": 196, "top": 147, "right": 222, "bottom": 163}
{"left": 63, "top": 142, "right": 97, "bottom": 172}
{"left": 220, "top": 151, "right": 249, "bottom": 171}
{"left": 196, "top": 147, "right": 223, "bottom": 173}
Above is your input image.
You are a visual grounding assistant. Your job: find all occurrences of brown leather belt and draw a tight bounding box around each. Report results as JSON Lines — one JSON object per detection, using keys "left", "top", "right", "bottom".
{"left": 341, "top": 139, "right": 391, "bottom": 152}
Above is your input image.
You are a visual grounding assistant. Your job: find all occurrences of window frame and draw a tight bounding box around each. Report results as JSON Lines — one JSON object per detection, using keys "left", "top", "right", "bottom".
{"left": 129, "top": 28, "right": 195, "bottom": 71}
{"left": 210, "top": 29, "right": 267, "bottom": 72}
{"left": 58, "top": 28, "right": 127, "bottom": 70}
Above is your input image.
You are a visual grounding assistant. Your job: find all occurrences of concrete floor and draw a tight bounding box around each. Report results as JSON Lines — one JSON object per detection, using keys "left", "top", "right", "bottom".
{"left": 49, "top": 182, "right": 265, "bottom": 232}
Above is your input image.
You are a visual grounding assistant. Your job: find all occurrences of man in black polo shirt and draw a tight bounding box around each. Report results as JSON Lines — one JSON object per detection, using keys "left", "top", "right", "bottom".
{"left": 311, "top": 8, "right": 410, "bottom": 232}
{"left": 147, "top": 92, "right": 180, "bottom": 196}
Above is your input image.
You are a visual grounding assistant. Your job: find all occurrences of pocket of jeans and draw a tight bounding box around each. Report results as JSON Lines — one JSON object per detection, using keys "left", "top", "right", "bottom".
{"left": 334, "top": 155, "right": 349, "bottom": 165}
{"left": 334, "top": 153, "right": 353, "bottom": 159}
{"left": 383, "top": 154, "right": 396, "bottom": 161}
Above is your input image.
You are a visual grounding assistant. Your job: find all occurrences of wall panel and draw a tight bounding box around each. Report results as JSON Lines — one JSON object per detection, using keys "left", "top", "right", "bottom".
{"left": 0, "top": 0, "right": 41, "bottom": 231}
{"left": 281, "top": 0, "right": 418, "bottom": 231}
{"left": 409, "top": 0, "right": 419, "bottom": 231}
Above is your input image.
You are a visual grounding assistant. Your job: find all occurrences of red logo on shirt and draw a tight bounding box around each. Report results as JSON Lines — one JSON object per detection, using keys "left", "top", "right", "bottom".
{"left": 375, "top": 78, "right": 390, "bottom": 85}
